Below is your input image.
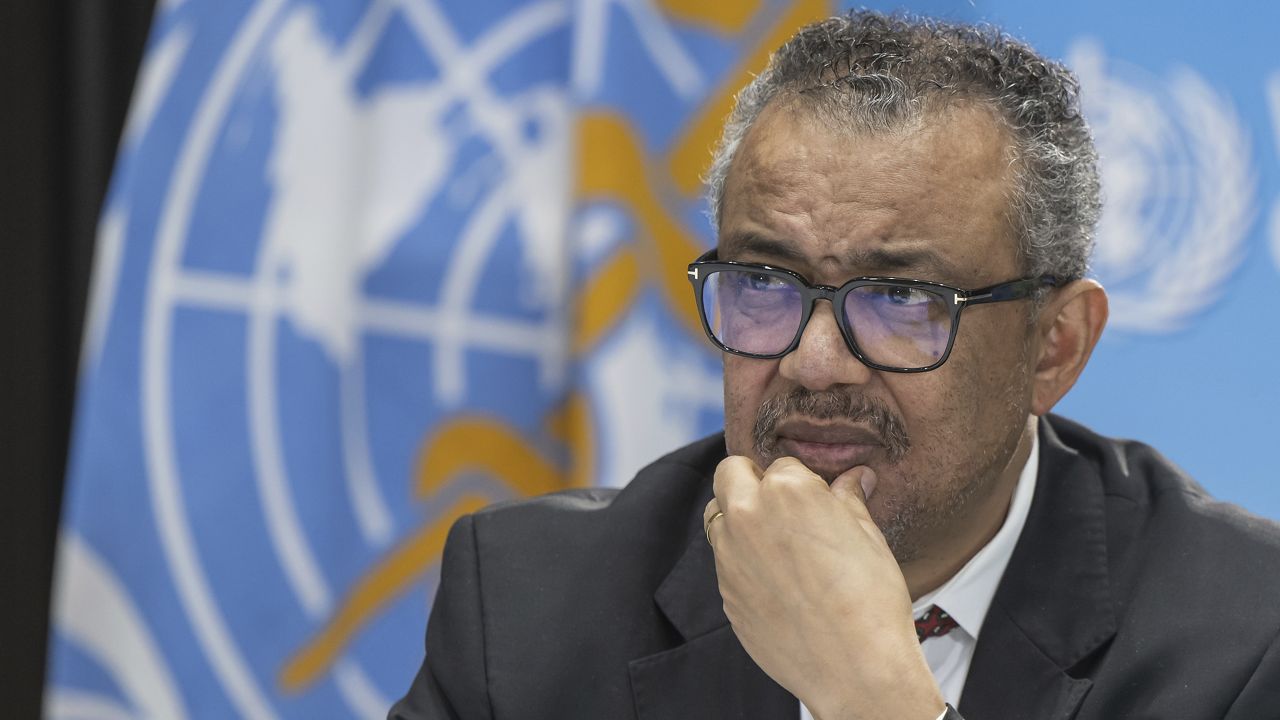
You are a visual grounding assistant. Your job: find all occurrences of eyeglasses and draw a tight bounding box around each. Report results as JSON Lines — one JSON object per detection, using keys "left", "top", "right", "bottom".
{"left": 686, "top": 249, "right": 1060, "bottom": 373}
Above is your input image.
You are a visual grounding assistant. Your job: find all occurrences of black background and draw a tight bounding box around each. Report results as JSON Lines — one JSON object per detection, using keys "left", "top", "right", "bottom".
{"left": 0, "top": 0, "right": 156, "bottom": 714}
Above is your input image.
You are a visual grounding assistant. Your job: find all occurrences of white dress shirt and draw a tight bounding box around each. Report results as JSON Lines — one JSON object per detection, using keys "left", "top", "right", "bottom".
{"left": 799, "top": 434, "right": 1040, "bottom": 720}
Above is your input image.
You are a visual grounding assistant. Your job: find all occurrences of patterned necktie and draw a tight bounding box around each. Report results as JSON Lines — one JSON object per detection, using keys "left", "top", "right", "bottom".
{"left": 914, "top": 605, "right": 960, "bottom": 643}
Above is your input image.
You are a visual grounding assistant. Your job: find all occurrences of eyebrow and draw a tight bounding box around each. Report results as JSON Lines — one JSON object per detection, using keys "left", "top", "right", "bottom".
{"left": 720, "top": 233, "right": 808, "bottom": 264}
{"left": 720, "top": 232, "right": 960, "bottom": 280}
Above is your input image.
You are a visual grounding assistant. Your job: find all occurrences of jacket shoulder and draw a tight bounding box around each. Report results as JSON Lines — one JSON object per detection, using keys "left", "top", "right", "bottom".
{"left": 1046, "top": 414, "right": 1280, "bottom": 604}
{"left": 416, "top": 434, "right": 726, "bottom": 717}
{"left": 472, "top": 432, "right": 725, "bottom": 525}
{"left": 1047, "top": 415, "right": 1280, "bottom": 539}
{"left": 1041, "top": 420, "right": 1280, "bottom": 717}
{"left": 457, "top": 432, "right": 725, "bottom": 587}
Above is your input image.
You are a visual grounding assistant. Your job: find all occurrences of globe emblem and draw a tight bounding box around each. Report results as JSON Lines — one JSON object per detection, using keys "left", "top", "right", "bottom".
{"left": 1070, "top": 38, "right": 1255, "bottom": 332}
{"left": 139, "top": 2, "right": 574, "bottom": 716}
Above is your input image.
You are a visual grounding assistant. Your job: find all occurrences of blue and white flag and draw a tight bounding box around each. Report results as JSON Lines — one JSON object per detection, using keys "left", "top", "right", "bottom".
{"left": 48, "top": 1, "right": 1280, "bottom": 718}
{"left": 48, "top": 1, "right": 834, "bottom": 716}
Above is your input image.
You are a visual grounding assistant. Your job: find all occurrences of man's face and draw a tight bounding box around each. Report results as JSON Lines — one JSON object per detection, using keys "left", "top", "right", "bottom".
{"left": 718, "top": 101, "right": 1038, "bottom": 561}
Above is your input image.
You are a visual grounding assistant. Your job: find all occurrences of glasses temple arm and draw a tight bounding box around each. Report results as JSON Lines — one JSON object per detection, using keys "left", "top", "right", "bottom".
{"left": 961, "top": 275, "right": 1062, "bottom": 305}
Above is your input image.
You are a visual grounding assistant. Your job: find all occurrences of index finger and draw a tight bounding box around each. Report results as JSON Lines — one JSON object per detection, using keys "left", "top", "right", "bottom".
{"left": 713, "top": 455, "right": 763, "bottom": 507}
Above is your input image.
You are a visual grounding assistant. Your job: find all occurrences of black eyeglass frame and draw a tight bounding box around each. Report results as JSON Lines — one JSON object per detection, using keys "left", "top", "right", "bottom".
{"left": 686, "top": 249, "right": 1062, "bottom": 373}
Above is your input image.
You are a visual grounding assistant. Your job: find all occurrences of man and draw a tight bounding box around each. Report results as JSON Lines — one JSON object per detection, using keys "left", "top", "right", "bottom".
{"left": 392, "top": 11, "right": 1280, "bottom": 720}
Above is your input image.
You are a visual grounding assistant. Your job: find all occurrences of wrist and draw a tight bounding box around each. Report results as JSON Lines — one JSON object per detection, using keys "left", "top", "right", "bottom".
{"left": 807, "top": 647, "right": 944, "bottom": 720}
{"left": 810, "top": 697, "right": 945, "bottom": 720}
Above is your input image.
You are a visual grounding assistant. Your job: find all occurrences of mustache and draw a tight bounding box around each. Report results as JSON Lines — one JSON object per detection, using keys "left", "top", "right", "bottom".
{"left": 752, "top": 388, "right": 911, "bottom": 463}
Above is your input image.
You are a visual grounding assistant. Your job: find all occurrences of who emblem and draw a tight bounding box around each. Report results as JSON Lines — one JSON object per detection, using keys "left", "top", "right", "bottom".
{"left": 1071, "top": 38, "right": 1256, "bottom": 332}
{"left": 108, "top": 1, "right": 574, "bottom": 717}
{"left": 53, "top": 0, "right": 837, "bottom": 716}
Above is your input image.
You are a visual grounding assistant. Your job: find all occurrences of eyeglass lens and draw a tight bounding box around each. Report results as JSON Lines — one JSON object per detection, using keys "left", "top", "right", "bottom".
{"left": 700, "top": 269, "right": 953, "bottom": 369}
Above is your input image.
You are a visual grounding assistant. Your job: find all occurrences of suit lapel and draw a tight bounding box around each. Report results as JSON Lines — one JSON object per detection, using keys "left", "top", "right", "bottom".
{"left": 960, "top": 418, "right": 1116, "bottom": 720}
{"left": 629, "top": 527, "right": 796, "bottom": 720}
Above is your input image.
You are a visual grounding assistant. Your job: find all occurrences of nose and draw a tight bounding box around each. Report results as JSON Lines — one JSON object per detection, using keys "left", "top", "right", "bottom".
{"left": 778, "top": 299, "right": 874, "bottom": 390}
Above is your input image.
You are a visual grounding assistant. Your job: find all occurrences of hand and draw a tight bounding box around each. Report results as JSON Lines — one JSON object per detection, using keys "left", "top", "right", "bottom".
{"left": 704, "top": 455, "right": 945, "bottom": 720}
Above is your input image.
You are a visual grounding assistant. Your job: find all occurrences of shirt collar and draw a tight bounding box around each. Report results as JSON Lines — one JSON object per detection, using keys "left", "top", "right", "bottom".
{"left": 910, "top": 430, "right": 1040, "bottom": 640}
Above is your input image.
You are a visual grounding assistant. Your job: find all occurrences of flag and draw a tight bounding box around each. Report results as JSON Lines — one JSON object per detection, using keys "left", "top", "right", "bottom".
{"left": 47, "top": 1, "right": 833, "bottom": 717}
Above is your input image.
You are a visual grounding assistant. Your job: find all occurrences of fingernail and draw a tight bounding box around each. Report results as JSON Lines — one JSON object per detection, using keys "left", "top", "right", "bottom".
{"left": 860, "top": 468, "right": 878, "bottom": 501}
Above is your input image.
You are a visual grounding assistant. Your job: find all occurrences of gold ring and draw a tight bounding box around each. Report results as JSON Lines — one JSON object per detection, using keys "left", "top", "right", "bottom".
{"left": 704, "top": 510, "right": 725, "bottom": 544}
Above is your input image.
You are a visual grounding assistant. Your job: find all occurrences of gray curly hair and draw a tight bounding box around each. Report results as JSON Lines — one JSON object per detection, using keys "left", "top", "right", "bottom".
{"left": 706, "top": 10, "right": 1101, "bottom": 281}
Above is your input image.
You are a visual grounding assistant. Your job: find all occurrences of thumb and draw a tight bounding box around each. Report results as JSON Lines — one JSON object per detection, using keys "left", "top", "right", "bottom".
{"left": 831, "top": 465, "right": 877, "bottom": 506}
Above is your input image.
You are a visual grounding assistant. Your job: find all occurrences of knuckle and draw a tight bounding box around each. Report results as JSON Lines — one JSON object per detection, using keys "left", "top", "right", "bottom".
{"left": 713, "top": 455, "right": 756, "bottom": 495}
{"left": 723, "top": 496, "right": 753, "bottom": 517}
{"left": 767, "top": 456, "right": 801, "bottom": 472}
{"left": 717, "top": 455, "right": 754, "bottom": 475}
{"left": 761, "top": 463, "right": 820, "bottom": 493}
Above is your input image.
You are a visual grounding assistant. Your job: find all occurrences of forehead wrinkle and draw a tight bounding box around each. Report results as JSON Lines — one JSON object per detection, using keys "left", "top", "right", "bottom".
{"left": 841, "top": 245, "right": 963, "bottom": 281}
{"left": 723, "top": 109, "right": 839, "bottom": 222}
{"left": 721, "top": 229, "right": 961, "bottom": 284}
{"left": 718, "top": 232, "right": 808, "bottom": 264}
{"left": 721, "top": 102, "right": 1022, "bottom": 286}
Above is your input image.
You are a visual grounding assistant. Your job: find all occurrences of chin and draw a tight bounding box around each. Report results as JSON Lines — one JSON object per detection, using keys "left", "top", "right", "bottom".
{"left": 805, "top": 464, "right": 847, "bottom": 485}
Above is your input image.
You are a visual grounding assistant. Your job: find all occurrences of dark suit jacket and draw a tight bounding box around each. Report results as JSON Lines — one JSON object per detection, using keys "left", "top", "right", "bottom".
{"left": 391, "top": 415, "right": 1280, "bottom": 719}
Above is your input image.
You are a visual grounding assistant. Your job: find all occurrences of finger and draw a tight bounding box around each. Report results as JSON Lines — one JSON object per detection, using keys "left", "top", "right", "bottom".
{"left": 830, "top": 465, "right": 877, "bottom": 511}
{"left": 761, "top": 455, "right": 827, "bottom": 489}
{"left": 766, "top": 455, "right": 809, "bottom": 473}
{"left": 713, "top": 455, "right": 763, "bottom": 506}
{"left": 703, "top": 498, "right": 721, "bottom": 528}
{"left": 832, "top": 466, "right": 893, "bottom": 546}
{"left": 704, "top": 508, "right": 726, "bottom": 546}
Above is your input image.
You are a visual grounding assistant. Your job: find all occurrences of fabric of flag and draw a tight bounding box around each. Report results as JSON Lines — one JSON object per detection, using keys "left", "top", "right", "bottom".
{"left": 47, "top": 0, "right": 1280, "bottom": 718}
{"left": 48, "top": 1, "right": 835, "bottom": 717}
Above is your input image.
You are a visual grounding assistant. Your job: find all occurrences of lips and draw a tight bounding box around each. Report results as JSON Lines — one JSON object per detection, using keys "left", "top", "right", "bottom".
{"left": 773, "top": 418, "right": 886, "bottom": 481}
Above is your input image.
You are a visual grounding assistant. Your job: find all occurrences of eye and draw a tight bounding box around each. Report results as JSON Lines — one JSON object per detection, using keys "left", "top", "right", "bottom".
{"left": 878, "top": 285, "right": 933, "bottom": 306}
{"left": 744, "top": 273, "right": 786, "bottom": 292}
{"left": 723, "top": 270, "right": 797, "bottom": 311}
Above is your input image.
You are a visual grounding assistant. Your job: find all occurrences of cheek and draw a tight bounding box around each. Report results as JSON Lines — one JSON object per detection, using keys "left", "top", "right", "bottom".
{"left": 895, "top": 323, "right": 1032, "bottom": 461}
{"left": 721, "top": 355, "right": 774, "bottom": 458}
{"left": 959, "top": 313, "right": 1036, "bottom": 413}
{"left": 885, "top": 373, "right": 962, "bottom": 448}
{"left": 882, "top": 346, "right": 989, "bottom": 452}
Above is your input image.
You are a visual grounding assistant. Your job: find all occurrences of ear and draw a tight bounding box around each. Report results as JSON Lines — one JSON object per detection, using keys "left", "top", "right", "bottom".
{"left": 1029, "top": 279, "right": 1108, "bottom": 416}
